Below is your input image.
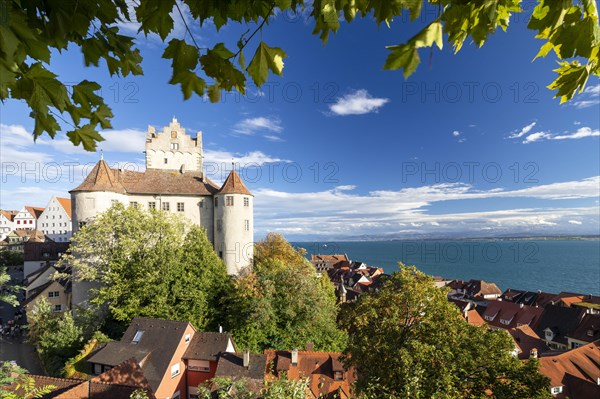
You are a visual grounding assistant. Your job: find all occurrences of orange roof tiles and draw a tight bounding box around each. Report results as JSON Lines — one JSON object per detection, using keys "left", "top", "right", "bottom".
{"left": 218, "top": 169, "right": 253, "bottom": 196}
{"left": 56, "top": 197, "right": 72, "bottom": 219}
{"left": 25, "top": 206, "right": 45, "bottom": 218}
{"left": 508, "top": 325, "right": 549, "bottom": 360}
{"left": 539, "top": 341, "right": 600, "bottom": 398}
{"left": 465, "top": 309, "right": 486, "bottom": 327}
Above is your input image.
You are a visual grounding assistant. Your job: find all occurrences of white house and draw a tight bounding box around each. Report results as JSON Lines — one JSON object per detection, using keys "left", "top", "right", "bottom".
{"left": 70, "top": 118, "right": 254, "bottom": 278}
{"left": 38, "top": 197, "right": 72, "bottom": 242}
{"left": 0, "top": 210, "right": 18, "bottom": 240}
{"left": 13, "top": 206, "right": 44, "bottom": 230}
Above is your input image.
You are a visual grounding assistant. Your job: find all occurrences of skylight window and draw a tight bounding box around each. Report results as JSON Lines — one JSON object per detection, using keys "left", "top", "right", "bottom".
{"left": 132, "top": 330, "right": 144, "bottom": 344}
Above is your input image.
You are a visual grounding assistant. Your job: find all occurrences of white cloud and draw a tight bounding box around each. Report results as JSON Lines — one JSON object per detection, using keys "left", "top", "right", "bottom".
{"left": 508, "top": 122, "right": 536, "bottom": 139}
{"left": 569, "top": 83, "right": 600, "bottom": 109}
{"left": 568, "top": 220, "right": 583, "bottom": 225}
{"left": 523, "top": 131, "right": 552, "bottom": 143}
{"left": 523, "top": 127, "right": 599, "bottom": 143}
{"left": 329, "top": 89, "right": 389, "bottom": 116}
{"left": 232, "top": 117, "right": 283, "bottom": 137}
{"left": 264, "top": 135, "right": 285, "bottom": 142}
{"left": 452, "top": 131, "right": 460, "bottom": 137}
{"left": 574, "top": 121, "right": 581, "bottom": 125}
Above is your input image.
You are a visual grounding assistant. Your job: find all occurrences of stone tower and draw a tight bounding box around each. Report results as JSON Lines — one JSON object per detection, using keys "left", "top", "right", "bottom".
{"left": 214, "top": 168, "right": 254, "bottom": 275}
{"left": 145, "top": 117, "right": 203, "bottom": 172}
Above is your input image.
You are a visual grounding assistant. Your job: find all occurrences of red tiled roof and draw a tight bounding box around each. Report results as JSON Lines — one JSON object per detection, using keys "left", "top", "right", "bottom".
{"left": 71, "top": 160, "right": 219, "bottom": 196}
{"left": 56, "top": 197, "right": 72, "bottom": 219}
{"left": 465, "top": 309, "right": 486, "bottom": 327}
{"left": 25, "top": 206, "right": 45, "bottom": 218}
{"left": 508, "top": 325, "right": 549, "bottom": 360}
{"left": 264, "top": 350, "right": 356, "bottom": 398}
{"left": 539, "top": 341, "right": 600, "bottom": 399}
{"left": 1, "top": 210, "right": 18, "bottom": 221}
{"left": 310, "top": 254, "right": 349, "bottom": 262}
{"left": 218, "top": 169, "right": 253, "bottom": 196}
{"left": 566, "top": 313, "right": 600, "bottom": 343}
{"left": 482, "top": 301, "right": 544, "bottom": 330}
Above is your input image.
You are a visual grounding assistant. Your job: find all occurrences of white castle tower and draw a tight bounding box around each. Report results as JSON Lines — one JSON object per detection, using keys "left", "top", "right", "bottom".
{"left": 70, "top": 118, "right": 253, "bottom": 281}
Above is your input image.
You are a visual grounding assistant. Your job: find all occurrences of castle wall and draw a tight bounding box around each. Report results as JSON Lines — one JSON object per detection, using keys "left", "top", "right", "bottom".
{"left": 146, "top": 118, "right": 202, "bottom": 172}
{"left": 214, "top": 194, "right": 253, "bottom": 275}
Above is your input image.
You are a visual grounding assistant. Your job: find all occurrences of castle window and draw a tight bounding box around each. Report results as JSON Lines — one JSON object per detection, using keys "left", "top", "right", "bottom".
{"left": 148, "top": 202, "right": 156, "bottom": 209}
{"left": 244, "top": 220, "right": 250, "bottom": 231}
{"left": 226, "top": 196, "right": 234, "bottom": 206}
{"left": 171, "top": 143, "right": 179, "bottom": 150}
{"left": 171, "top": 130, "right": 177, "bottom": 138}
{"left": 177, "top": 202, "right": 185, "bottom": 212}
{"left": 199, "top": 200, "right": 204, "bottom": 208}
{"left": 244, "top": 197, "right": 249, "bottom": 207}
{"left": 164, "top": 158, "right": 168, "bottom": 164}
{"left": 162, "top": 202, "right": 170, "bottom": 211}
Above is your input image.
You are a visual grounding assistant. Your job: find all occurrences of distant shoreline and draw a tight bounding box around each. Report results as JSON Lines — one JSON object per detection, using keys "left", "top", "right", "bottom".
{"left": 293, "top": 235, "right": 600, "bottom": 244}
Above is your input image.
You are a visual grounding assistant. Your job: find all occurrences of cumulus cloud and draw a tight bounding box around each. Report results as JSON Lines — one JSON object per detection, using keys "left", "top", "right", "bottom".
{"left": 329, "top": 89, "right": 389, "bottom": 115}
{"left": 452, "top": 131, "right": 460, "bottom": 137}
{"left": 523, "top": 131, "right": 553, "bottom": 143}
{"left": 508, "top": 122, "right": 536, "bottom": 139}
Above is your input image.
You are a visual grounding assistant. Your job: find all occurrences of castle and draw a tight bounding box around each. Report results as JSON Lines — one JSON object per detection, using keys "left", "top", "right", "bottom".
{"left": 70, "top": 118, "right": 254, "bottom": 275}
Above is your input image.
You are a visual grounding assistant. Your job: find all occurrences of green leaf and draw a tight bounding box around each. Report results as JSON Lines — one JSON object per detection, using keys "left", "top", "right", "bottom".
{"left": 548, "top": 61, "right": 591, "bottom": 103}
{"left": 207, "top": 84, "right": 221, "bottom": 103}
{"left": 170, "top": 71, "right": 206, "bottom": 100}
{"left": 67, "top": 124, "right": 106, "bottom": 151}
{"left": 384, "top": 45, "right": 420, "bottom": 78}
{"left": 135, "top": 0, "right": 176, "bottom": 40}
{"left": 247, "top": 42, "right": 287, "bottom": 86}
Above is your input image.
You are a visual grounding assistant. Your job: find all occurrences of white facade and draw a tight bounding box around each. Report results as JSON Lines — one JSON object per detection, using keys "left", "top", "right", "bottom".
{"left": 38, "top": 197, "right": 72, "bottom": 242}
{"left": 70, "top": 118, "right": 253, "bottom": 277}
{"left": 14, "top": 206, "right": 42, "bottom": 230}
{"left": 0, "top": 212, "right": 15, "bottom": 240}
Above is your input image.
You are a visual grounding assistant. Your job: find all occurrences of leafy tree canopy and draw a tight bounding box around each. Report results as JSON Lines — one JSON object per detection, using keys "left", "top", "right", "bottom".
{"left": 58, "top": 203, "right": 230, "bottom": 333}
{"left": 223, "top": 233, "right": 346, "bottom": 352}
{"left": 0, "top": 266, "right": 20, "bottom": 307}
{"left": 2, "top": 0, "right": 598, "bottom": 150}
{"left": 197, "top": 375, "right": 309, "bottom": 399}
{"left": 338, "top": 264, "right": 551, "bottom": 399}
{"left": 0, "top": 361, "right": 56, "bottom": 399}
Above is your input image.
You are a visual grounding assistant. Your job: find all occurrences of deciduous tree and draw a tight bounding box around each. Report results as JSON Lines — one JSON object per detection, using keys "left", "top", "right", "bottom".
{"left": 2, "top": 1, "right": 597, "bottom": 150}
{"left": 339, "top": 264, "right": 551, "bottom": 399}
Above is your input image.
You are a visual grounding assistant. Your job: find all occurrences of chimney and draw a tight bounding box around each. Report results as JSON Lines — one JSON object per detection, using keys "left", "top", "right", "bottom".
{"left": 243, "top": 349, "right": 249, "bottom": 368}
{"left": 530, "top": 348, "right": 538, "bottom": 358}
{"left": 291, "top": 348, "right": 298, "bottom": 366}
{"left": 219, "top": 325, "right": 223, "bottom": 333}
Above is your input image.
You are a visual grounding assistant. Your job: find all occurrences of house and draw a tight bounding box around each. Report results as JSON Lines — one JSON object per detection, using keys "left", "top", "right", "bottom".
{"left": 183, "top": 331, "right": 236, "bottom": 396}
{"left": 38, "top": 196, "right": 73, "bottom": 242}
{"left": 211, "top": 351, "right": 268, "bottom": 395}
{"left": 14, "top": 206, "right": 45, "bottom": 229}
{"left": 538, "top": 340, "right": 600, "bottom": 398}
{"left": 310, "top": 254, "right": 350, "bottom": 274}
{"left": 449, "top": 299, "right": 486, "bottom": 327}
{"left": 534, "top": 305, "right": 587, "bottom": 350}
{"left": 24, "top": 275, "right": 71, "bottom": 315}
{"left": 565, "top": 313, "right": 600, "bottom": 349}
{"left": 6, "top": 358, "right": 155, "bottom": 398}
{"left": 2, "top": 229, "right": 51, "bottom": 252}
{"left": 0, "top": 210, "right": 18, "bottom": 240}
{"left": 264, "top": 349, "right": 356, "bottom": 398}
{"left": 461, "top": 279, "right": 502, "bottom": 300}
{"left": 507, "top": 325, "right": 549, "bottom": 360}
{"left": 481, "top": 300, "right": 544, "bottom": 331}
{"left": 500, "top": 288, "right": 557, "bottom": 308}
{"left": 23, "top": 241, "right": 69, "bottom": 276}
{"left": 87, "top": 317, "right": 195, "bottom": 399}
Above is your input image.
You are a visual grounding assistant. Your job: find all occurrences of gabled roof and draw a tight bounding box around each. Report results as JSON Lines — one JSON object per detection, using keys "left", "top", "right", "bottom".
{"left": 218, "top": 169, "right": 253, "bottom": 196}
{"left": 21, "top": 206, "right": 45, "bottom": 219}
{"left": 87, "top": 317, "right": 193, "bottom": 392}
{"left": 463, "top": 279, "right": 502, "bottom": 297}
{"left": 71, "top": 160, "right": 219, "bottom": 196}
{"left": 183, "top": 332, "right": 235, "bottom": 361}
{"left": 567, "top": 313, "right": 600, "bottom": 343}
{"left": 0, "top": 210, "right": 18, "bottom": 221}
{"left": 508, "top": 325, "right": 549, "bottom": 360}
{"left": 465, "top": 309, "right": 486, "bottom": 327}
{"left": 310, "top": 254, "right": 349, "bottom": 263}
{"left": 482, "top": 301, "right": 544, "bottom": 330}
{"left": 264, "top": 350, "right": 356, "bottom": 399}
{"left": 56, "top": 197, "right": 73, "bottom": 219}
{"left": 215, "top": 352, "right": 267, "bottom": 382}
{"left": 539, "top": 341, "right": 600, "bottom": 399}
{"left": 534, "top": 305, "right": 587, "bottom": 345}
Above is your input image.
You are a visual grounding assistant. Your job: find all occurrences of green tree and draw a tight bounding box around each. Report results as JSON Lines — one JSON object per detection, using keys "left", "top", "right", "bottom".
{"left": 59, "top": 203, "right": 229, "bottom": 332}
{"left": 2, "top": 0, "right": 597, "bottom": 150}
{"left": 0, "top": 361, "right": 56, "bottom": 399}
{"left": 339, "top": 265, "right": 551, "bottom": 399}
{"left": 197, "top": 376, "right": 309, "bottom": 399}
{"left": 224, "top": 233, "right": 346, "bottom": 352}
{"left": 27, "top": 298, "right": 84, "bottom": 376}
{"left": 0, "top": 266, "right": 20, "bottom": 307}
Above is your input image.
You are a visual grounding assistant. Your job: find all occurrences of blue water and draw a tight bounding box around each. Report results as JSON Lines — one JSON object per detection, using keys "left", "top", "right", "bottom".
{"left": 294, "top": 240, "right": 600, "bottom": 295}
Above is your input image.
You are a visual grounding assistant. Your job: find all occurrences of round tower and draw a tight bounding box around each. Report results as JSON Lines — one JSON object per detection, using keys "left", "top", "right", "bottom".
{"left": 214, "top": 168, "right": 253, "bottom": 275}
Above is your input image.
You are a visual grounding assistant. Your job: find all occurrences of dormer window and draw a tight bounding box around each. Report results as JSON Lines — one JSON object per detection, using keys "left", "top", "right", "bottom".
{"left": 550, "top": 386, "right": 563, "bottom": 394}
{"left": 587, "top": 329, "right": 594, "bottom": 337}
{"left": 484, "top": 315, "right": 494, "bottom": 321}
{"left": 132, "top": 330, "right": 144, "bottom": 344}
{"left": 334, "top": 371, "right": 344, "bottom": 381}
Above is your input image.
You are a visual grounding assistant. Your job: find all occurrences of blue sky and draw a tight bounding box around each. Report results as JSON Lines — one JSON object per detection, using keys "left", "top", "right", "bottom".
{"left": 1, "top": 4, "right": 599, "bottom": 240}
